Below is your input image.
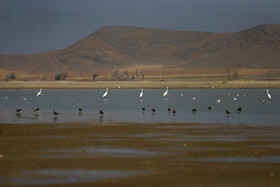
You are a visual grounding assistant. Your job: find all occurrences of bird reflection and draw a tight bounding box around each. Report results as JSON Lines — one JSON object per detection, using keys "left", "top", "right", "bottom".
{"left": 16, "top": 113, "right": 22, "bottom": 118}
{"left": 33, "top": 112, "right": 40, "bottom": 117}
{"left": 78, "top": 108, "right": 83, "bottom": 116}
{"left": 53, "top": 116, "right": 58, "bottom": 123}
{"left": 99, "top": 115, "right": 103, "bottom": 122}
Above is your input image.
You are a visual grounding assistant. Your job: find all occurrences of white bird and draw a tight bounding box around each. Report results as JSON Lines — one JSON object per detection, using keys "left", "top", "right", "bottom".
{"left": 233, "top": 97, "right": 238, "bottom": 101}
{"left": 180, "top": 94, "right": 184, "bottom": 97}
{"left": 5, "top": 96, "right": 8, "bottom": 99}
{"left": 217, "top": 99, "right": 221, "bottom": 103}
{"left": 266, "top": 89, "right": 271, "bottom": 100}
{"left": 163, "top": 86, "right": 168, "bottom": 97}
{"left": 140, "top": 88, "right": 143, "bottom": 98}
{"left": 103, "top": 88, "right": 108, "bottom": 98}
{"left": 36, "top": 88, "right": 43, "bottom": 96}
{"left": 192, "top": 97, "right": 196, "bottom": 100}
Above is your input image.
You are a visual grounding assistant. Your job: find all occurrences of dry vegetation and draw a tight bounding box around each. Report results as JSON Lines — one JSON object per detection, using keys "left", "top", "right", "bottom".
{"left": 1, "top": 80, "right": 280, "bottom": 89}
{"left": 1, "top": 67, "right": 280, "bottom": 89}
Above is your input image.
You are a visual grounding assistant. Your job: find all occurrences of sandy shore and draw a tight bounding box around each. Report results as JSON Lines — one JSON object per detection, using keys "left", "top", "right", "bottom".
{"left": 1, "top": 80, "right": 280, "bottom": 89}
{"left": 0, "top": 122, "right": 280, "bottom": 186}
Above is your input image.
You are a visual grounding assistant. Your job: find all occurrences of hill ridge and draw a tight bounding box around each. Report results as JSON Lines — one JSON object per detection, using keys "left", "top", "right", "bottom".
{"left": 0, "top": 24, "right": 280, "bottom": 73}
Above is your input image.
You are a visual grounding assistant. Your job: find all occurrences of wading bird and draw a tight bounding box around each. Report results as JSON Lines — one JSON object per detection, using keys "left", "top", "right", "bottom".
{"left": 266, "top": 89, "right": 271, "bottom": 100}
{"left": 237, "top": 107, "right": 242, "bottom": 112}
{"left": 33, "top": 108, "right": 40, "bottom": 112}
{"left": 163, "top": 86, "right": 168, "bottom": 97}
{"left": 99, "top": 110, "right": 104, "bottom": 115}
{"left": 208, "top": 106, "right": 212, "bottom": 110}
{"left": 53, "top": 110, "right": 59, "bottom": 116}
{"left": 36, "top": 88, "right": 43, "bottom": 96}
{"left": 226, "top": 110, "right": 231, "bottom": 116}
{"left": 16, "top": 109, "right": 22, "bottom": 113}
{"left": 140, "top": 88, "right": 143, "bottom": 98}
{"left": 103, "top": 88, "right": 108, "bottom": 99}
{"left": 192, "top": 108, "right": 197, "bottom": 113}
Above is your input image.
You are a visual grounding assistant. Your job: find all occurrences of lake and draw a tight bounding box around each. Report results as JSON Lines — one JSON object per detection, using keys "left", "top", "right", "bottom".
{"left": 0, "top": 88, "right": 279, "bottom": 125}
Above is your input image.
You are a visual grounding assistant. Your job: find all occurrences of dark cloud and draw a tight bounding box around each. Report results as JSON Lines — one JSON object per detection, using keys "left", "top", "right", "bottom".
{"left": 1, "top": 0, "right": 280, "bottom": 54}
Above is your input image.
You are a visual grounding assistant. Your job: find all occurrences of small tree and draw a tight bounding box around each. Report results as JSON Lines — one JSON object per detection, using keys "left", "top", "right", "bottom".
{"left": 233, "top": 71, "right": 239, "bottom": 80}
{"left": 135, "top": 70, "right": 138, "bottom": 79}
{"left": 227, "top": 69, "right": 231, "bottom": 81}
{"left": 5, "top": 72, "right": 16, "bottom": 81}
{"left": 55, "top": 72, "right": 68, "bottom": 80}
{"left": 93, "top": 73, "right": 99, "bottom": 80}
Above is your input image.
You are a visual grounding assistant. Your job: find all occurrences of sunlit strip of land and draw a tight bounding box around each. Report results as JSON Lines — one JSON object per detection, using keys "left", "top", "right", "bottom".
{"left": 1, "top": 80, "right": 280, "bottom": 89}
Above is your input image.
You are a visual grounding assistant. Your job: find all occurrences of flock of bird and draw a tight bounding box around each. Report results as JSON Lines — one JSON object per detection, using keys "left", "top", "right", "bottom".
{"left": 9, "top": 87, "right": 273, "bottom": 119}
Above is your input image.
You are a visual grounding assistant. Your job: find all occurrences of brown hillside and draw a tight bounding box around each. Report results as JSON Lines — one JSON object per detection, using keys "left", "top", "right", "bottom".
{"left": 0, "top": 24, "right": 280, "bottom": 73}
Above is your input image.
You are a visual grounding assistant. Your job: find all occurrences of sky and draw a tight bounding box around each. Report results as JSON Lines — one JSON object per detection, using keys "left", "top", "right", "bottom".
{"left": 0, "top": 0, "right": 280, "bottom": 55}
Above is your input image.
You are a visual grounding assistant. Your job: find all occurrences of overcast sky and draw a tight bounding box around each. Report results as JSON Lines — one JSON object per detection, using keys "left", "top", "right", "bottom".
{"left": 1, "top": 0, "right": 280, "bottom": 55}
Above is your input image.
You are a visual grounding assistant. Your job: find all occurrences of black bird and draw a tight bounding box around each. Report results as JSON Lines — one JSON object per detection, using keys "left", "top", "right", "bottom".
{"left": 173, "top": 110, "right": 176, "bottom": 114}
{"left": 192, "top": 108, "right": 197, "bottom": 113}
{"left": 53, "top": 110, "right": 59, "bottom": 116}
{"left": 142, "top": 107, "right": 146, "bottom": 111}
{"left": 208, "top": 106, "right": 212, "bottom": 110}
{"left": 78, "top": 108, "right": 83, "bottom": 112}
{"left": 152, "top": 108, "right": 156, "bottom": 113}
{"left": 168, "top": 108, "right": 172, "bottom": 112}
{"left": 33, "top": 108, "right": 40, "bottom": 112}
{"left": 16, "top": 108, "right": 22, "bottom": 113}
{"left": 237, "top": 107, "right": 242, "bottom": 112}
{"left": 99, "top": 110, "right": 104, "bottom": 115}
{"left": 226, "top": 110, "right": 231, "bottom": 115}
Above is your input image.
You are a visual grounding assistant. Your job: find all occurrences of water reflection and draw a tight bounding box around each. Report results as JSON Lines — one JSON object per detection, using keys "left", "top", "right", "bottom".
{"left": 53, "top": 116, "right": 58, "bottom": 123}
{"left": 0, "top": 169, "right": 147, "bottom": 186}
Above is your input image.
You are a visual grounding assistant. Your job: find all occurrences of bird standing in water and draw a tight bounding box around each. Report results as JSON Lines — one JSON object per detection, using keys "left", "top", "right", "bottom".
{"left": 53, "top": 110, "right": 59, "bottom": 116}
{"left": 163, "top": 86, "right": 168, "bottom": 97}
{"left": 103, "top": 88, "right": 108, "bottom": 99}
{"left": 140, "top": 88, "right": 144, "bottom": 99}
{"left": 99, "top": 110, "right": 104, "bottom": 115}
{"left": 34, "top": 108, "right": 40, "bottom": 112}
{"left": 226, "top": 110, "right": 230, "bottom": 116}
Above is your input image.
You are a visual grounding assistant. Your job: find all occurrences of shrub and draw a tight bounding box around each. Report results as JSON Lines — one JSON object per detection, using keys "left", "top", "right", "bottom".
{"left": 5, "top": 72, "right": 16, "bottom": 81}
{"left": 55, "top": 72, "right": 68, "bottom": 80}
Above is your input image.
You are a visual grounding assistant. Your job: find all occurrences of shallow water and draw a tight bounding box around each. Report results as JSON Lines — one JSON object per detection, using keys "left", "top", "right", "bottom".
{"left": 0, "top": 88, "right": 279, "bottom": 125}
{"left": 0, "top": 169, "right": 148, "bottom": 185}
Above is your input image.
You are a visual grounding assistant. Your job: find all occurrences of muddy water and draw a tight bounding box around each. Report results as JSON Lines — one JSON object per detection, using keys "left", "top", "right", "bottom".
{"left": 0, "top": 122, "right": 280, "bottom": 186}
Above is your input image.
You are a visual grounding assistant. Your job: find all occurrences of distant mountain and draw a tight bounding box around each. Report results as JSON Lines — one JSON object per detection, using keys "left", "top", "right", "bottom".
{"left": 1, "top": 24, "right": 280, "bottom": 73}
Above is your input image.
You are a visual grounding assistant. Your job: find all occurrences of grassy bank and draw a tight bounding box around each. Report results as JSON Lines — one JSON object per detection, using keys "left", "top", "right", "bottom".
{"left": 0, "top": 80, "right": 280, "bottom": 89}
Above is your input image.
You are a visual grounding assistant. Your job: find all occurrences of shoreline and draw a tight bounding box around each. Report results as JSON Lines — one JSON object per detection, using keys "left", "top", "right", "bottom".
{"left": 1, "top": 80, "right": 280, "bottom": 89}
